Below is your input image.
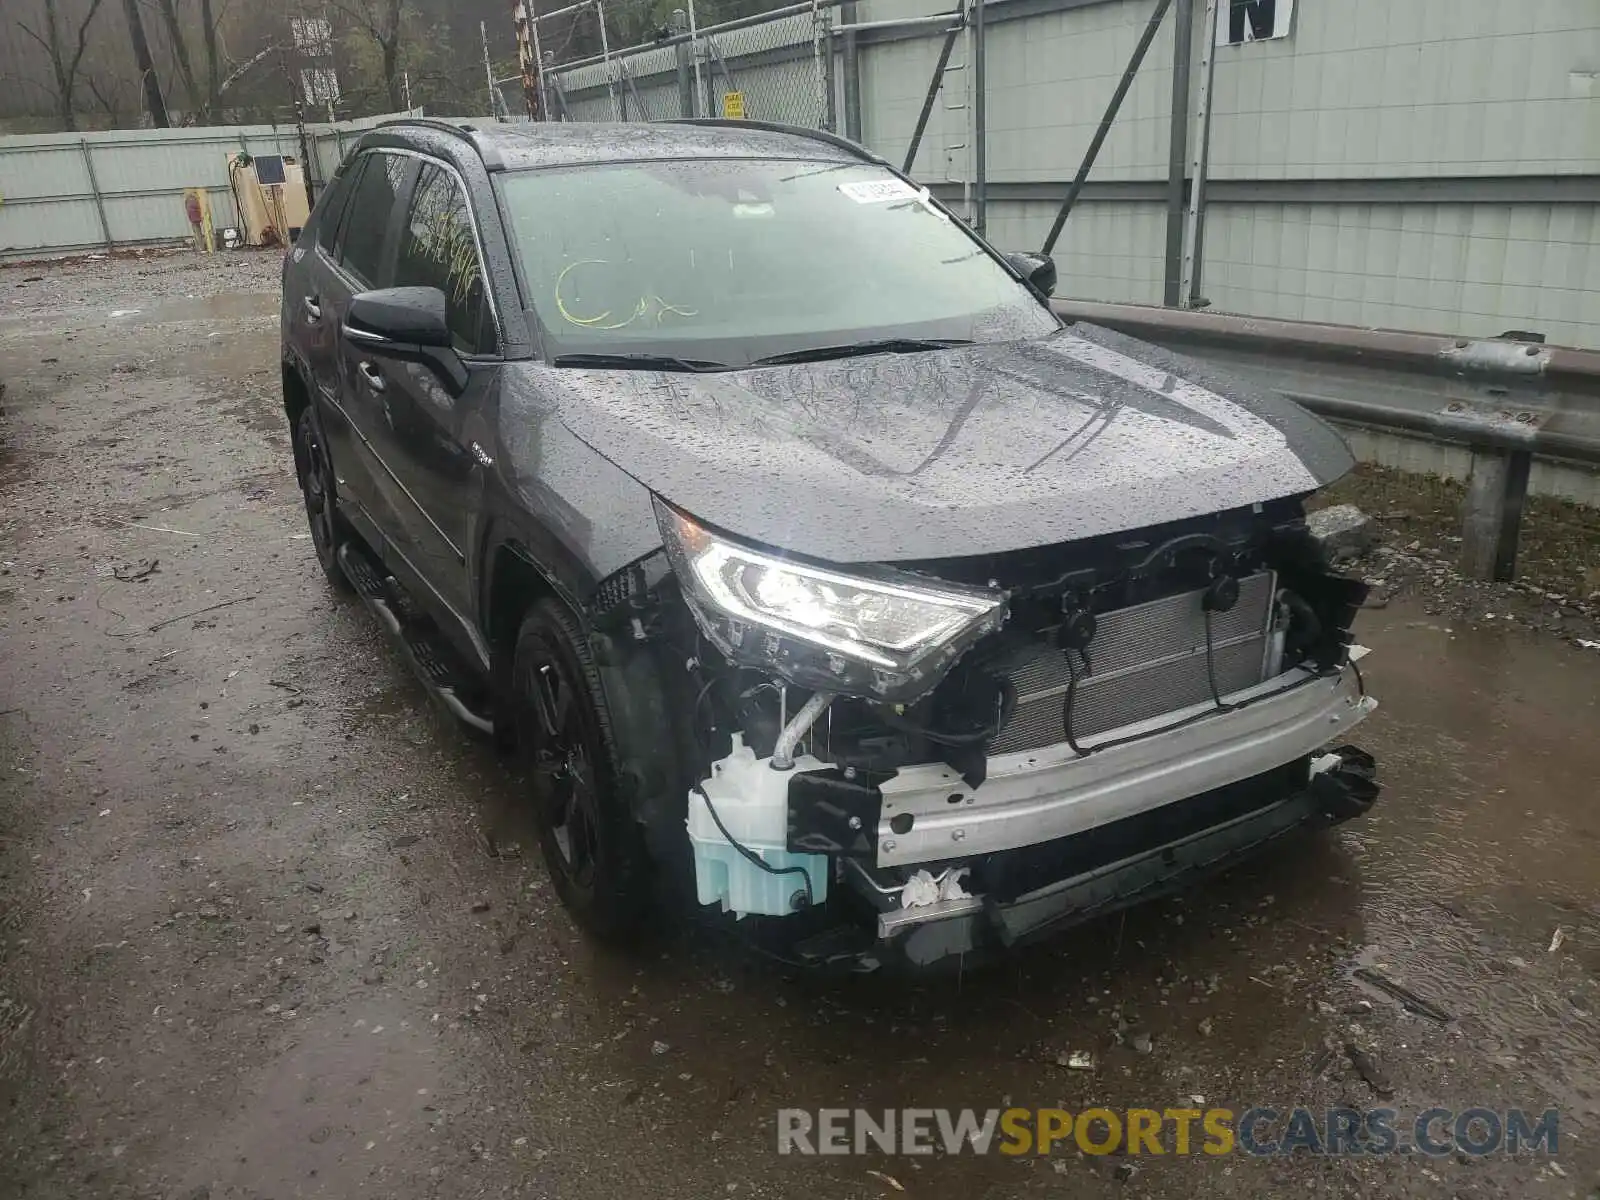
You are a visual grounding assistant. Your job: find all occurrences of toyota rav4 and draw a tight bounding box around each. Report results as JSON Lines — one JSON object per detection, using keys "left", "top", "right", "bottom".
{"left": 280, "top": 118, "right": 1378, "bottom": 970}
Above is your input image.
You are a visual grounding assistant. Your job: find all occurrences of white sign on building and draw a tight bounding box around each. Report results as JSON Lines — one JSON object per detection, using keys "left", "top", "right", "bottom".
{"left": 1218, "top": 0, "right": 1295, "bottom": 45}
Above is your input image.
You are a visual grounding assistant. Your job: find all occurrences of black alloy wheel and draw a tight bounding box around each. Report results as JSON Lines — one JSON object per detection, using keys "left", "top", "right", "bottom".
{"left": 513, "top": 598, "right": 650, "bottom": 939}
{"left": 294, "top": 405, "right": 350, "bottom": 592}
{"left": 530, "top": 657, "right": 602, "bottom": 889}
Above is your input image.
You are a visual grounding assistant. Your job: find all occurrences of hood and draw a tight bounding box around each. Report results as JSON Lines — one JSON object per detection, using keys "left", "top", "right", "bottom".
{"left": 528, "top": 323, "right": 1353, "bottom": 565}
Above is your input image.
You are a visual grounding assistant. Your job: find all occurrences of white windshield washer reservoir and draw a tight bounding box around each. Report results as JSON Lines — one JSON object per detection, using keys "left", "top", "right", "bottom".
{"left": 687, "top": 733, "right": 831, "bottom": 917}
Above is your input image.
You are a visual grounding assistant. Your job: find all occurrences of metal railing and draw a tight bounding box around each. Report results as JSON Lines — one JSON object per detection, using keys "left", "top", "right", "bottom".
{"left": 1053, "top": 299, "right": 1600, "bottom": 583}
{"left": 520, "top": 0, "right": 1200, "bottom": 277}
{"left": 522, "top": 0, "right": 843, "bottom": 130}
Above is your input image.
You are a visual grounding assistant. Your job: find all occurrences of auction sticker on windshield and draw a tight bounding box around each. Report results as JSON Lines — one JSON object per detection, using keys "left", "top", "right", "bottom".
{"left": 838, "top": 179, "right": 920, "bottom": 204}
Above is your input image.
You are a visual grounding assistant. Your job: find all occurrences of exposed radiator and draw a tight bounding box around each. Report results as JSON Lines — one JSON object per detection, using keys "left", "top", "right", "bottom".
{"left": 988, "top": 572, "right": 1278, "bottom": 756}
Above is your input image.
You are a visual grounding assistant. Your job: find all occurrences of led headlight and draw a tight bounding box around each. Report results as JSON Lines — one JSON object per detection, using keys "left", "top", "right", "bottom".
{"left": 655, "top": 498, "right": 1007, "bottom": 701}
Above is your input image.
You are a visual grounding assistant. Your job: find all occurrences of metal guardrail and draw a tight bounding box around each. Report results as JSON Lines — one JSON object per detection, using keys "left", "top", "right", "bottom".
{"left": 1052, "top": 299, "right": 1600, "bottom": 583}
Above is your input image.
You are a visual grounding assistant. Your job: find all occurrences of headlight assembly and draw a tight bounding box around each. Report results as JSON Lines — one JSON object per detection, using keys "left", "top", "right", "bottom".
{"left": 655, "top": 498, "right": 1006, "bottom": 701}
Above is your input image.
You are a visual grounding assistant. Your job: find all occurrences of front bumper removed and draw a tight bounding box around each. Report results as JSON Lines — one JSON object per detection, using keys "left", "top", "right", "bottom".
{"left": 873, "top": 663, "right": 1374, "bottom": 868}
{"left": 831, "top": 744, "right": 1378, "bottom": 968}
{"left": 689, "top": 658, "right": 1378, "bottom": 970}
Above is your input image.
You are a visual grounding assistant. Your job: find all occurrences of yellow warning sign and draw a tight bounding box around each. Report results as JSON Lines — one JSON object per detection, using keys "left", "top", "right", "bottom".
{"left": 721, "top": 91, "right": 746, "bottom": 119}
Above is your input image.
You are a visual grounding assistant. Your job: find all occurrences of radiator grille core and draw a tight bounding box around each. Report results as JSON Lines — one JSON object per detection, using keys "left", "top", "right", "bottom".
{"left": 987, "top": 572, "right": 1277, "bottom": 757}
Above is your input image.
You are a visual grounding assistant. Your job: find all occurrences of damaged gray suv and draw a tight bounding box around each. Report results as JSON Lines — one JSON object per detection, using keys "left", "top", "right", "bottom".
{"left": 281, "top": 118, "right": 1379, "bottom": 970}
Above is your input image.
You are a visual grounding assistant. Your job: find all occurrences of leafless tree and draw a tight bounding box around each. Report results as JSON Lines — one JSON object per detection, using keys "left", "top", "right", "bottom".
{"left": 118, "top": 0, "right": 169, "bottom": 125}
{"left": 14, "top": 0, "right": 108, "bottom": 131}
{"left": 136, "top": 0, "right": 283, "bottom": 123}
{"left": 327, "top": 0, "right": 407, "bottom": 112}
{"left": 148, "top": 0, "right": 225, "bottom": 119}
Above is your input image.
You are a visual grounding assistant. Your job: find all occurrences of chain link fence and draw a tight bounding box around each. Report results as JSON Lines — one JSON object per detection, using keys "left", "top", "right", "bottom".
{"left": 538, "top": 1, "right": 840, "bottom": 130}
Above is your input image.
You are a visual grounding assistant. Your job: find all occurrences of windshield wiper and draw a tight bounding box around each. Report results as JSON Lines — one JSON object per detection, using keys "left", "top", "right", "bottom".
{"left": 552, "top": 352, "right": 730, "bottom": 373}
{"left": 751, "top": 337, "right": 972, "bottom": 367}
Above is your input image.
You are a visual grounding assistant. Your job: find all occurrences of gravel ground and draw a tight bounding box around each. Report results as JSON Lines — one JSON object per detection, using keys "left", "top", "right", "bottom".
{"left": 1, "top": 251, "right": 1598, "bottom": 1200}
{"left": 1316, "top": 466, "right": 1600, "bottom": 651}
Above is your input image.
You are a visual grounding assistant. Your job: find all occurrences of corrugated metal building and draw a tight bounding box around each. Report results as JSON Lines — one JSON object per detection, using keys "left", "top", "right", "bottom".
{"left": 857, "top": 0, "right": 1600, "bottom": 347}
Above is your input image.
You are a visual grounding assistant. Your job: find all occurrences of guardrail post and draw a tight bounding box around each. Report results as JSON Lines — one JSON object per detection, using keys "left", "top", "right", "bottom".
{"left": 80, "top": 139, "right": 113, "bottom": 250}
{"left": 1459, "top": 446, "right": 1533, "bottom": 583}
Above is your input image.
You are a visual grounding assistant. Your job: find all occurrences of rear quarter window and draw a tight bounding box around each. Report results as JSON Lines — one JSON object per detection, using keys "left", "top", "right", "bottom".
{"left": 311, "top": 161, "right": 362, "bottom": 255}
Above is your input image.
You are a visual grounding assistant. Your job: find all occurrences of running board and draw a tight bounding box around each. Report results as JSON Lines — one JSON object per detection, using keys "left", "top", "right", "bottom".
{"left": 336, "top": 541, "right": 495, "bottom": 737}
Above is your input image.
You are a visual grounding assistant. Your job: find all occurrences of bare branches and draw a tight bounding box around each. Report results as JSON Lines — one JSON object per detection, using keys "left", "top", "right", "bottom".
{"left": 199, "top": 0, "right": 221, "bottom": 110}
{"left": 326, "top": 0, "right": 408, "bottom": 110}
{"left": 153, "top": 0, "right": 201, "bottom": 114}
{"left": 324, "top": 0, "right": 397, "bottom": 42}
{"left": 0, "top": 71, "right": 57, "bottom": 101}
{"left": 71, "top": 0, "right": 109, "bottom": 86}
{"left": 14, "top": 20, "right": 52, "bottom": 54}
{"left": 218, "top": 42, "right": 279, "bottom": 96}
{"left": 13, "top": 0, "right": 110, "bottom": 131}
{"left": 84, "top": 73, "right": 119, "bottom": 113}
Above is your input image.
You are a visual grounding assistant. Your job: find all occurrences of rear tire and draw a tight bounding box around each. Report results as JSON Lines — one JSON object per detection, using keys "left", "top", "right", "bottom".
{"left": 512, "top": 598, "right": 651, "bottom": 940}
{"left": 293, "top": 404, "right": 351, "bottom": 594}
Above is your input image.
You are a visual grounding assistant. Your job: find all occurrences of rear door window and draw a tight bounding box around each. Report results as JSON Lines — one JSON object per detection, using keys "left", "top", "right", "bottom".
{"left": 339, "top": 152, "right": 412, "bottom": 287}
{"left": 393, "top": 163, "right": 495, "bottom": 356}
{"left": 314, "top": 160, "right": 362, "bottom": 255}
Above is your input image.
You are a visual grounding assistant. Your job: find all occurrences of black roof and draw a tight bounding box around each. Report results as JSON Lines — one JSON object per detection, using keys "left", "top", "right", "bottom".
{"left": 379, "top": 118, "right": 874, "bottom": 172}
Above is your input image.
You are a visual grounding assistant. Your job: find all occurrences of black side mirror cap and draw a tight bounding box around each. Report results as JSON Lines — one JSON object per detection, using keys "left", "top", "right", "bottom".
{"left": 1004, "top": 252, "right": 1057, "bottom": 298}
{"left": 347, "top": 286, "right": 452, "bottom": 348}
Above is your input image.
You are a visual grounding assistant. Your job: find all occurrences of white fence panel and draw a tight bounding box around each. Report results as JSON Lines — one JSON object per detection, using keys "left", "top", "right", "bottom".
{"left": 0, "top": 112, "right": 417, "bottom": 261}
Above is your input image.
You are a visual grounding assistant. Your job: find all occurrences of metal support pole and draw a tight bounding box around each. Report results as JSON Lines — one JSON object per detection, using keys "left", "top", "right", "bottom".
{"left": 1460, "top": 447, "right": 1533, "bottom": 582}
{"left": 840, "top": 1, "right": 862, "bottom": 141}
{"left": 672, "top": 9, "right": 694, "bottom": 118}
{"left": 481, "top": 21, "right": 497, "bottom": 119}
{"left": 704, "top": 44, "right": 717, "bottom": 118}
{"left": 823, "top": 7, "right": 837, "bottom": 130}
{"left": 1163, "top": 0, "right": 1195, "bottom": 306}
{"left": 1181, "top": 0, "right": 1218, "bottom": 306}
{"left": 834, "top": 12, "right": 961, "bottom": 32}
{"left": 524, "top": 0, "right": 546, "bottom": 119}
{"left": 1040, "top": 0, "right": 1173, "bottom": 255}
{"left": 811, "top": 0, "right": 827, "bottom": 128}
{"left": 973, "top": 0, "right": 987, "bottom": 235}
{"left": 235, "top": 130, "right": 254, "bottom": 228}
{"left": 687, "top": 0, "right": 704, "bottom": 119}
{"left": 289, "top": 56, "right": 317, "bottom": 209}
{"left": 901, "top": 12, "right": 964, "bottom": 174}
{"left": 553, "top": 60, "right": 576, "bottom": 119}
{"left": 80, "top": 140, "right": 112, "bottom": 250}
{"left": 595, "top": 0, "right": 620, "bottom": 120}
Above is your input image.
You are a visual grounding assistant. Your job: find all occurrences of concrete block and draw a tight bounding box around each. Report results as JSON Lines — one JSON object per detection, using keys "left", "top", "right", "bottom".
{"left": 1307, "top": 504, "right": 1377, "bottom": 563}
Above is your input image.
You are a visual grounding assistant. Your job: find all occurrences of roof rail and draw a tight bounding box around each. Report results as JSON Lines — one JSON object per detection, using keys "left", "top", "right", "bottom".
{"left": 664, "top": 118, "right": 884, "bottom": 166}
{"left": 373, "top": 117, "right": 504, "bottom": 170}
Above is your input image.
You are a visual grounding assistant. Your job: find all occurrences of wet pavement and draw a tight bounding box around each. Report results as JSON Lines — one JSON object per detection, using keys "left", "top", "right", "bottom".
{"left": 1, "top": 251, "right": 1597, "bottom": 1200}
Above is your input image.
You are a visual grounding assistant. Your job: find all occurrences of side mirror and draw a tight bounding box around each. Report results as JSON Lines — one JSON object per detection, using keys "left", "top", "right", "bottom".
{"left": 1005, "top": 252, "right": 1057, "bottom": 298}
{"left": 346, "top": 286, "right": 452, "bottom": 348}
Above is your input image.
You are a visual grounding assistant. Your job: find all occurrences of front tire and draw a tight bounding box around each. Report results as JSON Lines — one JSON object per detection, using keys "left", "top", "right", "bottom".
{"left": 512, "top": 598, "right": 651, "bottom": 940}
{"left": 293, "top": 404, "right": 351, "bottom": 594}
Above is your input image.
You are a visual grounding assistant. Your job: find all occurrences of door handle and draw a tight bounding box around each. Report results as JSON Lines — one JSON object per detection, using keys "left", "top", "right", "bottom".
{"left": 357, "top": 361, "right": 386, "bottom": 393}
{"left": 302, "top": 295, "right": 322, "bottom": 322}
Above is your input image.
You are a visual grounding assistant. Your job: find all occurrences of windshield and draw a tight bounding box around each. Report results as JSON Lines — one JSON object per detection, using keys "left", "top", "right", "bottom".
{"left": 495, "top": 158, "right": 1058, "bottom": 367}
